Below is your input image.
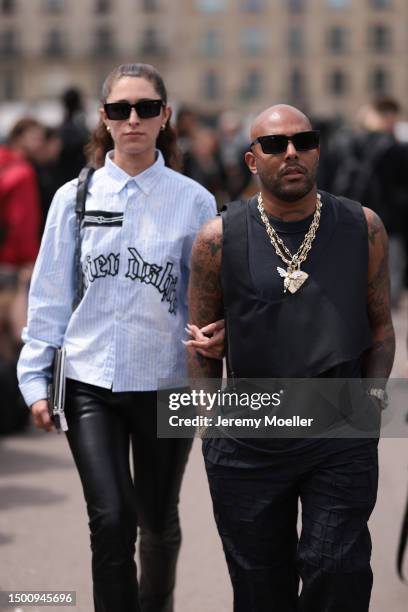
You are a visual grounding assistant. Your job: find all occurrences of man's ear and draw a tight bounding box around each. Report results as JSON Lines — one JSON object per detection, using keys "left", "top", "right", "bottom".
{"left": 245, "top": 150, "right": 258, "bottom": 175}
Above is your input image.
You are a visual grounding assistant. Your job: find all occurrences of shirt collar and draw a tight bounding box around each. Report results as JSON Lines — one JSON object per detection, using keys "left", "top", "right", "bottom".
{"left": 104, "top": 149, "right": 165, "bottom": 195}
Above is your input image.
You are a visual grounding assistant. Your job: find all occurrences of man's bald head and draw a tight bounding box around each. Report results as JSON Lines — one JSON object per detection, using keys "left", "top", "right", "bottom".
{"left": 250, "top": 105, "right": 312, "bottom": 142}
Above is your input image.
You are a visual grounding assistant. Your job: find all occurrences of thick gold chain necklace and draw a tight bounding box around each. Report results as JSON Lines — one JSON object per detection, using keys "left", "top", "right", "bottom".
{"left": 257, "top": 192, "right": 322, "bottom": 294}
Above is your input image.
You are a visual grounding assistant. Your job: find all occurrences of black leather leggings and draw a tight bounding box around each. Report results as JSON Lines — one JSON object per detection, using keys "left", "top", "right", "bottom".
{"left": 64, "top": 379, "right": 193, "bottom": 612}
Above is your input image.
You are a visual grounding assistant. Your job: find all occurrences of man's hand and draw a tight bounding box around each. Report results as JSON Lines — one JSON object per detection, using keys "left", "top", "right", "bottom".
{"left": 31, "top": 399, "right": 55, "bottom": 433}
{"left": 183, "top": 319, "right": 225, "bottom": 360}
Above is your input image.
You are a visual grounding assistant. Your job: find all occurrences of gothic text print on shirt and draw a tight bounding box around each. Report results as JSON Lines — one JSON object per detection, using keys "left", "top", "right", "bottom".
{"left": 83, "top": 246, "right": 178, "bottom": 314}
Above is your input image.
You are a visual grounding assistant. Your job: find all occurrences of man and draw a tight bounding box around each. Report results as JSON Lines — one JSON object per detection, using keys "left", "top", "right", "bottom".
{"left": 186, "top": 105, "right": 395, "bottom": 611}
{"left": 55, "top": 87, "right": 89, "bottom": 185}
{"left": 329, "top": 97, "right": 408, "bottom": 308}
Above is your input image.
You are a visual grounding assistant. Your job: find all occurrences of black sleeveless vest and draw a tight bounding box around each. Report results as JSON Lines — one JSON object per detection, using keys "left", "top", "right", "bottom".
{"left": 221, "top": 191, "right": 372, "bottom": 379}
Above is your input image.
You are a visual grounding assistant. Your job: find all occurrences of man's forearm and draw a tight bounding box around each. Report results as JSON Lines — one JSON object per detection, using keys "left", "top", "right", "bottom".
{"left": 361, "top": 321, "right": 396, "bottom": 380}
{"left": 187, "top": 347, "right": 223, "bottom": 380}
{"left": 186, "top": 218, "right": 224, "bottom": 427}
{"left": 363, "top": 208, "right": 395, "bottom": 382}
{"left": 187, "top": 217, "right": 224, "bottom": 383}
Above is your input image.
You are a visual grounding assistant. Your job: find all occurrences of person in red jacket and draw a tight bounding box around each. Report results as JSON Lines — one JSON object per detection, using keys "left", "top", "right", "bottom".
{"left": 0, "top": 118, "right": 43, "bottom": 432}
{"left": 0, "top": 117, "right": 43, "bottom": 266}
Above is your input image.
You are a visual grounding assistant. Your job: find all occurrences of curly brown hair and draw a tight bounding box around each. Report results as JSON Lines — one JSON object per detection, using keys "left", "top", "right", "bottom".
{"left": 85, "top": 63, "right": 181, "bottom": 171}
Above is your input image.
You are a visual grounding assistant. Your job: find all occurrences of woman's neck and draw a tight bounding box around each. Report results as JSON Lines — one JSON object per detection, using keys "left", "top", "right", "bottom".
{"left": 113, "top": 149, "right": 156, "bottom": 177}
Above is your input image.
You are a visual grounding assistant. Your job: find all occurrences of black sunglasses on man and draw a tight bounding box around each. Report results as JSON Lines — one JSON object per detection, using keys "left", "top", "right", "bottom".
{"left": 251, "top": 130, "right": 320, "bottom": 154}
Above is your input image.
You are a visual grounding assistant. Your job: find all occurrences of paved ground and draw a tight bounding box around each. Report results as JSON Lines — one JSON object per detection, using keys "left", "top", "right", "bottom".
{"left": 0, "top": 298, "right": 407, "bottom": 612}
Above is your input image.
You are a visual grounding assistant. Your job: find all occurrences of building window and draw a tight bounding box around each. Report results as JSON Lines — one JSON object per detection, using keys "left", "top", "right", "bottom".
{"left": 96, "top": 70, "right": 107, "bottom": 96}
{"left": 94, "top": 26, "right": 114, "bottom": 55}
{"left": 43, "top": 0, "right": 65, "bottom": 13}
{"left": 201, "top": 29, "right": 222, "bottom": 56}
{"left": 44, "top": 29, "right": 66, "bottom": 56}
{"left": 241, "top": 69, "right": 262, "bottom": 99}
{"left": 0, "top": 0, "right": 16, "bottom": 15}
{"left": 288, "top": 26, "right": 303, "bottom": 56}
{"left": 370, "top": 67, "right": 390, "bottom": 95}
{"left": 287, "top": 0, "right": 304, "bottom": 13}
{"left": 242, "top": 0, "right": 264, "bottom": 11}
{"left": 326, "top": 0, "right": 350, "bottom": 7}
{"left": 0, "top": 29, "right": 18, "bottom": 57}
{"left": 241, "top": 27, "right": 265, "bottom": 55}
{"left": 369, "top": 24, "right": 391, "bottom": 52}
{"left": 140, "top": 27, "right": 162, "bottom": 55}
{"left": 203, "top": 70, "right": 220, "bottom": 100}
{"left": 329, "top": 69, "right": 348, "bottom": 95}
{"left": 196, "top": 0, "right": 226, "bottom": 13}
{"left": 327, "top": 26, "right": 348, "bottom": 53}
{"left": 95, "top": 0, "right": 111, "bottom": 13}
{"left": 369, "top": 0, "right": 391, "bottom": 8}
{"left": 0, "top": 71, "right": 18, "bottom": 100}
{"left": 142, "top": 0, "right": 159, "bottom": 10}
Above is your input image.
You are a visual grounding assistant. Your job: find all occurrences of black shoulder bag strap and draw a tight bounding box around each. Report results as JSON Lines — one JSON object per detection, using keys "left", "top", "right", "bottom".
{"left": 72, "top": 166, "right": 95, "bottom": 309}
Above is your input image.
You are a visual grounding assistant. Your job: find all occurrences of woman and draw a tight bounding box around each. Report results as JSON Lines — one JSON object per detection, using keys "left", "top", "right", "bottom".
{"left": 17, "top": 63, "right": 218, "bottom": 612}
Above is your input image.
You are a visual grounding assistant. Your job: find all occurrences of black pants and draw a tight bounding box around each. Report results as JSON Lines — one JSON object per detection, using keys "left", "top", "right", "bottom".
{"left": 203, "top": 438, "right": 379, "bottom": 612}
{"left": 65, "top": 379, "right": 192, "bottom": 612}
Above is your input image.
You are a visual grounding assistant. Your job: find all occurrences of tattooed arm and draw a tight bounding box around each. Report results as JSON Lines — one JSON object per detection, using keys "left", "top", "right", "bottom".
{"left": 361, "top": 208, "right": 395, "bottom": 380}
{"left": 187, "top": 217, "right": 224, "bottom": 380}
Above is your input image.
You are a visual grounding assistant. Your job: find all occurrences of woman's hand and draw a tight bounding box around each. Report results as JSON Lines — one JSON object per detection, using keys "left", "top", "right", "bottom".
{"left": 183, "top": 319, "right": 225, "bottom": 360}
{"left": 31, "top": 399, "right": 55, "bottom": 433}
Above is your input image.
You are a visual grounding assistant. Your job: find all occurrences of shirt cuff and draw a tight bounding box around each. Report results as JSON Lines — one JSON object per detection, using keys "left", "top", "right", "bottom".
{"left": 19, "top": 378, "right": 49, "bottom": 409}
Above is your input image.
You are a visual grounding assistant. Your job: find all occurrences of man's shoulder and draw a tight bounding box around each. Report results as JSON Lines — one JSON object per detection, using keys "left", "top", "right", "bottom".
{"left": 320, "top": 189, "right": 365, "bottom": 218}
{"left": 362, "top": 206, "right": 386, "bottom": 238}
{"left": 219, "top": 197, "right": 251, "bottom": 212}
{"left": 191, "top": 217, "right": 223, "bottom": 267}
{"left": 197, "top": 216, "right": 223, "bottom": 242}
{"left": 320, "top": 189, "right": 360, "bottom": 205}
{"left": 332, "top": 200, "right": 387, "bottom": 250}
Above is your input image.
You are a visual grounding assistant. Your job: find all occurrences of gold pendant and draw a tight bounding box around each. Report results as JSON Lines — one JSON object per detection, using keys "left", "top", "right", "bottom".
{"left": 277, "top": 266, "right": 309, "bottom": 294}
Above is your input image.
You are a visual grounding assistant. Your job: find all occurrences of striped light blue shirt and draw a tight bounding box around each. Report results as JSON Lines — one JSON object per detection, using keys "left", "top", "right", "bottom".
{"left": 17, "top": 150, "right": 216, "bottom": 406}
